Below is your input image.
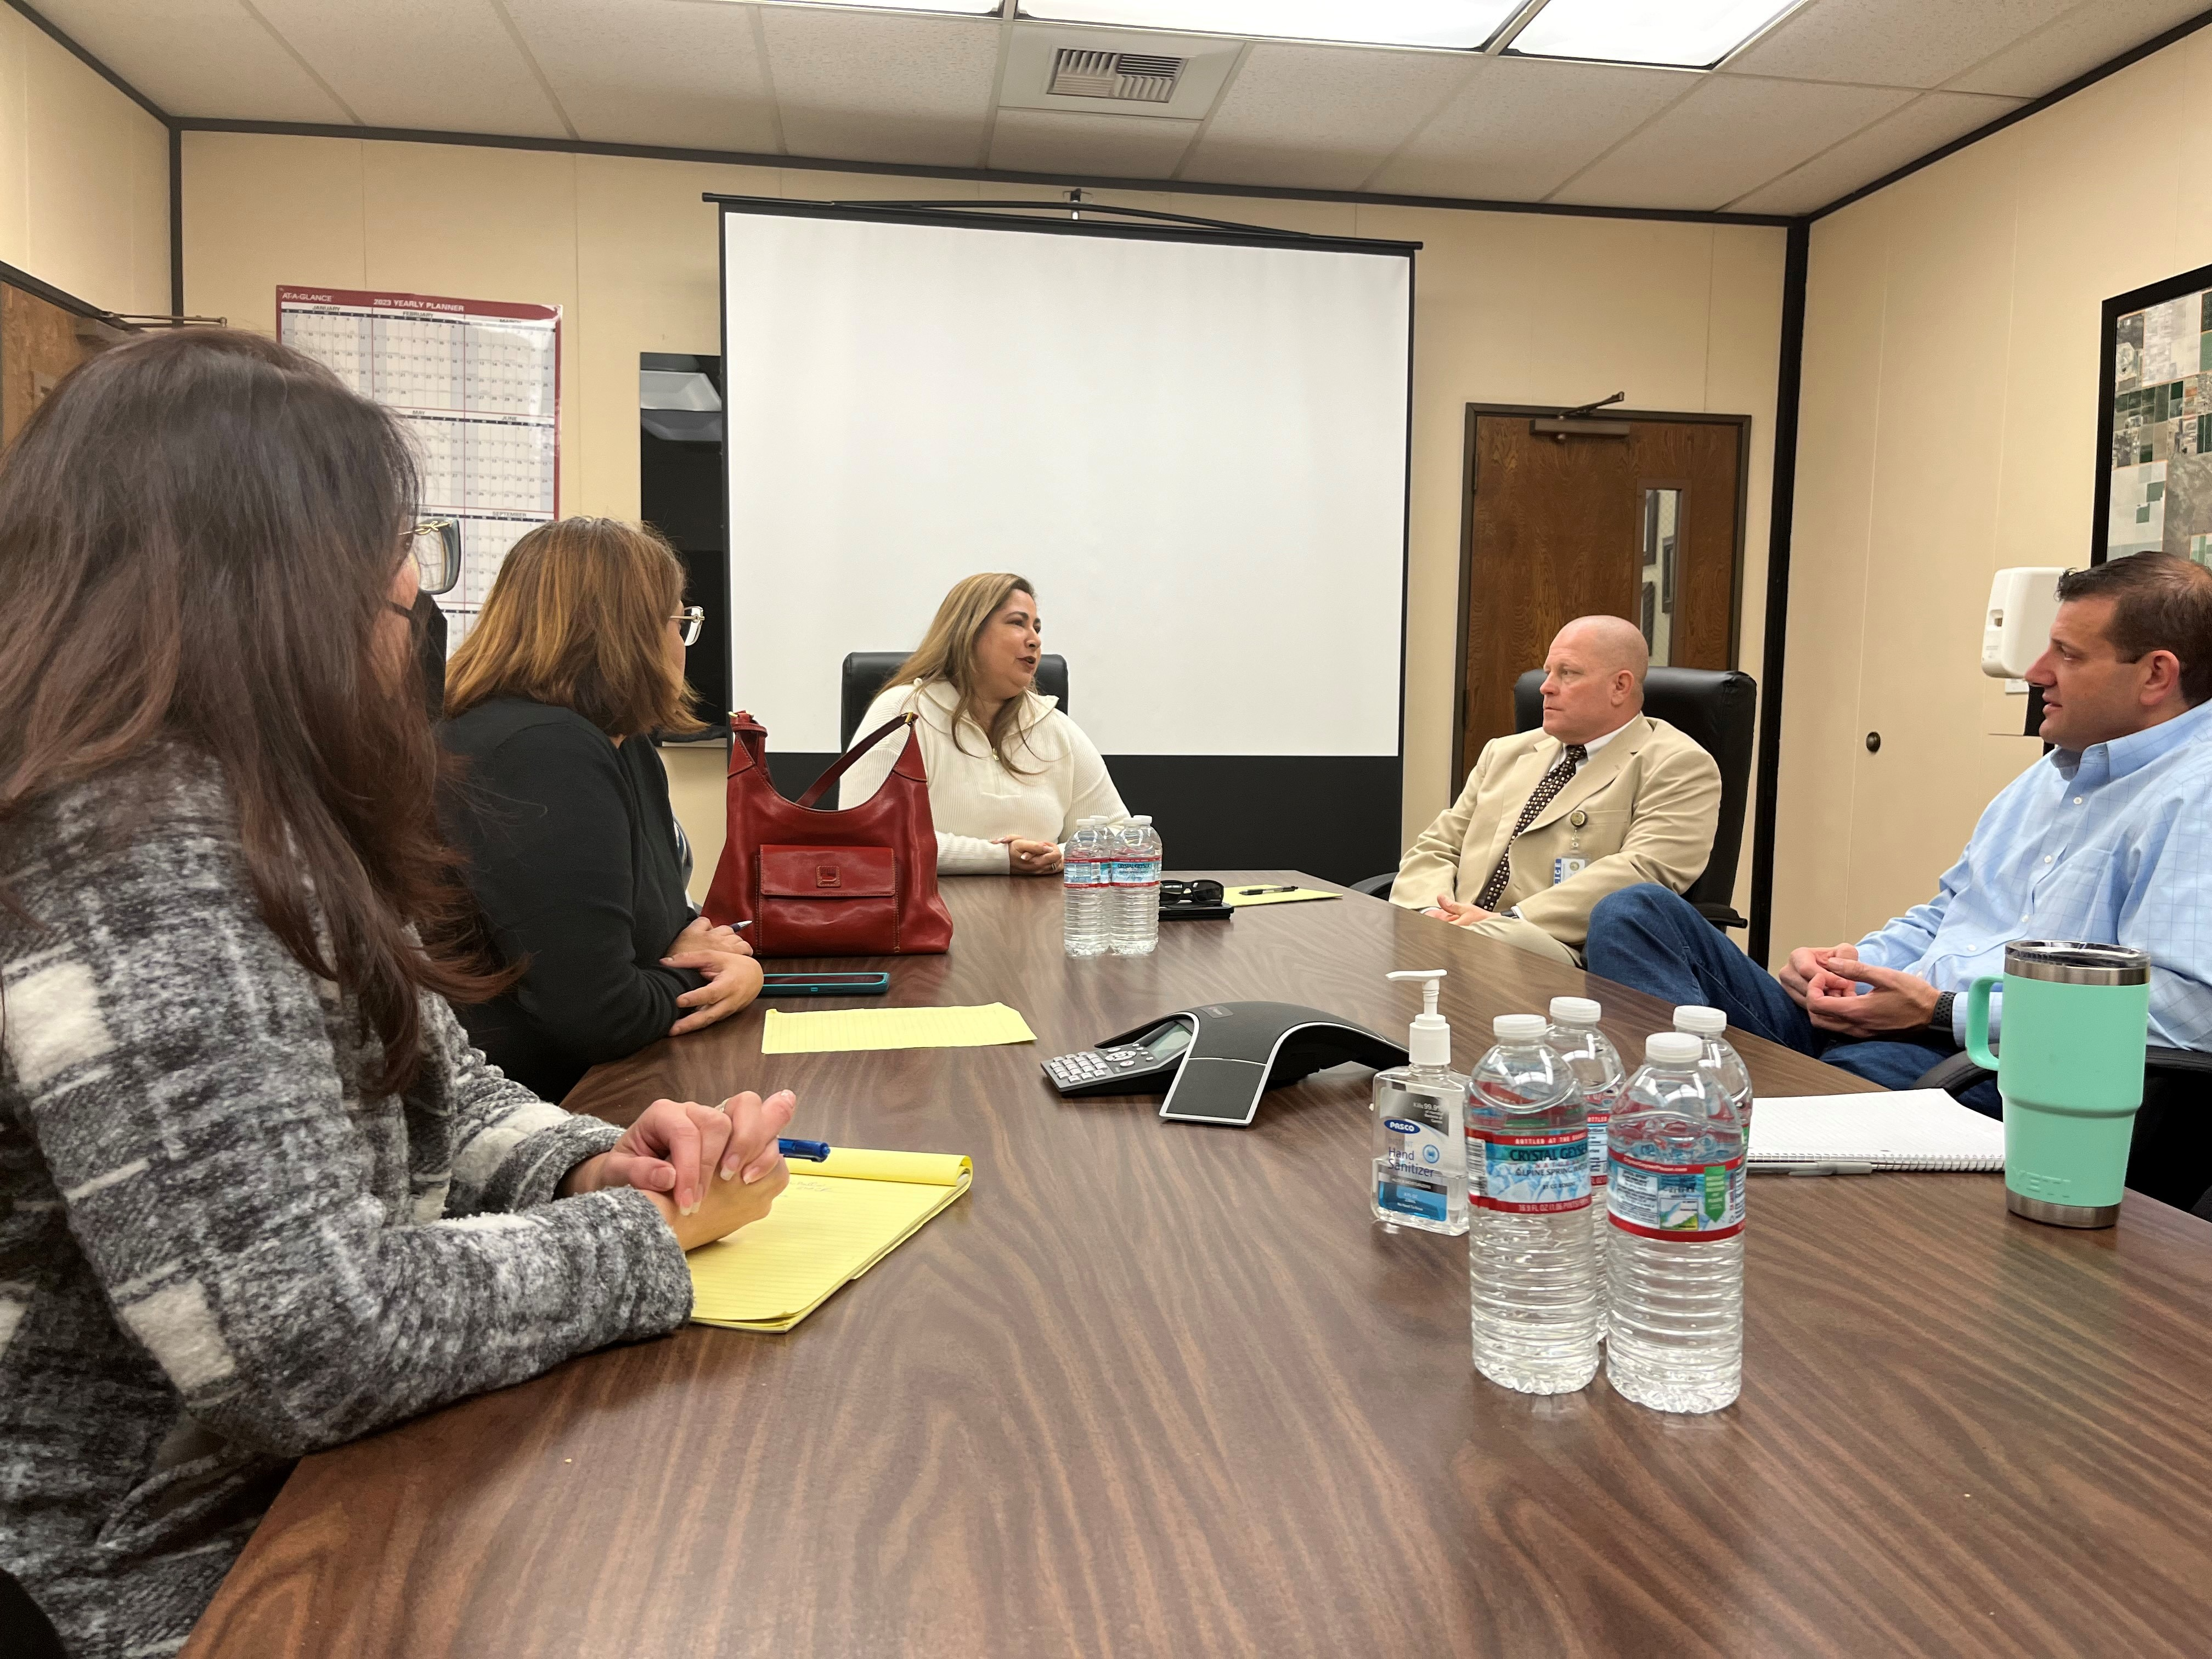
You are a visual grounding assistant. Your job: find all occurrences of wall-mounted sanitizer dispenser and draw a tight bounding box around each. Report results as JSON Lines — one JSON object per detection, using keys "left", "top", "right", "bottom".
{"left": 1981, "top": 567, "right": 2068, "bottom": 681}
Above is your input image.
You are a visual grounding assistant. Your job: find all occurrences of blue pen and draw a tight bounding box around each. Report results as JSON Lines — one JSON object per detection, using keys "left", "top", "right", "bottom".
{"left": 777, "top": 1137, "right": 831, "bottom": 1162}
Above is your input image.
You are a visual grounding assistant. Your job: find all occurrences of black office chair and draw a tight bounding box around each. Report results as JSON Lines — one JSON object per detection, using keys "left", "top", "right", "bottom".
{"left": 1916, "top": 1046, "right": 2212, "bottom": 1216}
{"left": 838, "top": 652, "right": 1070, "bottom": 751}
{"left": 1351, "top": 667, "right": 1758, "bottom": 929}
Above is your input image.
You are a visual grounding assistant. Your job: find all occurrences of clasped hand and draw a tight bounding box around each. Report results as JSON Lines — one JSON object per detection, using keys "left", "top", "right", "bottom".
{"left": 561, "top": 1089, "right": 795, "bottom": 1251}
{"left": 1786, "top": 941, "right": 1940, "bottom": 1036}
{"left": 661, "top": 913, "right": 764, "bottom": 1036}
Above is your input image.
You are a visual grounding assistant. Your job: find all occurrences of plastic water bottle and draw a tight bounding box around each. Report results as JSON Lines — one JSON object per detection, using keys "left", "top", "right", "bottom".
{"left": 1109, "top": 815, "right": 1161, "bottom": 957}
{"left": 1467, "top": 1013, "right": 1600, "bottom": 1395}
{"left": 1370, "top": 969, "right": 1470, "bottom": 1235}
{"left": 1606, "top": 1031, "right": 1746, "bottom": 1414}
{"left": 1674, "top": 1006, "right": 1754, "bottom": 1137}
{"left": 1062, "top": 816, "right": 1109, "bottom": 957}
{"left": 1545, "top": 996, "right": 1626, "bottom": 1308}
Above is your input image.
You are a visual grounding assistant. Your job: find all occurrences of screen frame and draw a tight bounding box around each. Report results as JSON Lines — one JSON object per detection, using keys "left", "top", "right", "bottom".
{"left": 711, "top": 192, "right": 1418, "bottom": 794}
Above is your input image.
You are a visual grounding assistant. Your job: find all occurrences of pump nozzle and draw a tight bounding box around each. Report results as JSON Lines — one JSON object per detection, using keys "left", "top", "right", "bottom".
{"left": 1385, "top": 969, "right": 1451, "bottom": 1066}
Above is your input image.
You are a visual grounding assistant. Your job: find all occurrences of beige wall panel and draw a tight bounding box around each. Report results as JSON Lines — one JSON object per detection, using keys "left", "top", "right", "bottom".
{"left": 1846, "top": 141, "right": 2030, "bottom": 936}
{"left": 177, "top": 133, "right": 1784, "bottom": 866}
{"left": 1706, "top": 224, "right": 1787, "bottom": 927}
{"left": 575, "top": 155, "right": 778, "bottom": 516}
{"left": 181, "top": 133, "right": 367, "bottom": 332}
{"left": 1995, "top": 53, "right": 2184, "bottom": 565}
{"left": 19, "top": 27, "right": 166, "bottom": 316}
{"left": 0, "top": 14, "right": 30, "bottom": 266}
{"left": 1770, "top": 199, "right": 1891, "bottom": 957}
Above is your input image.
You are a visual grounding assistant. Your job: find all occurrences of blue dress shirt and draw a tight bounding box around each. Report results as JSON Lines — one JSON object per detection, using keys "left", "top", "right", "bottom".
{"left": 1855, "top": 696, "right": 2212, "bottom": 1049}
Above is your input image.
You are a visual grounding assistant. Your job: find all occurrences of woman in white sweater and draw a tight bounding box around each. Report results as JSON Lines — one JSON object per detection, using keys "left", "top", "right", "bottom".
{"left": 841, "top": 573, "right": 1127, "bottom": 874}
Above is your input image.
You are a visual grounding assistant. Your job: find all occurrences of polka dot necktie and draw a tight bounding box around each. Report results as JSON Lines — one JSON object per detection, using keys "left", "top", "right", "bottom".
{"left": 1475, "top": 744, "right": 1586, "bottom": 911}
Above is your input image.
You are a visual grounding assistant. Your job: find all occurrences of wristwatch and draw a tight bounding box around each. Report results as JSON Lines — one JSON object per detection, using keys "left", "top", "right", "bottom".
{"left": 1930, "top": 990, "right": 1956, "bottom": 1036}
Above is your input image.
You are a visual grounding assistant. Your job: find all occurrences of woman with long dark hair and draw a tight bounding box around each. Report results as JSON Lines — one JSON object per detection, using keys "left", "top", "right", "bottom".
{"left": 0, "top": 330, "right": 791, "bottom": 1658}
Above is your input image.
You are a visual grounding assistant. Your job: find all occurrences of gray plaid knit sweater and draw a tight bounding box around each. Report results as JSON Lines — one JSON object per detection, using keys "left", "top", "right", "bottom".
{"left": 0, "top": 753, "right": 694, "bottom": 1657}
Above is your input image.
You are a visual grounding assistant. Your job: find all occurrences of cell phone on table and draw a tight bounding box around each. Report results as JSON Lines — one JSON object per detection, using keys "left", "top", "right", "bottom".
{"left": 758, "top": 972, "right": 890, "bottom": 996}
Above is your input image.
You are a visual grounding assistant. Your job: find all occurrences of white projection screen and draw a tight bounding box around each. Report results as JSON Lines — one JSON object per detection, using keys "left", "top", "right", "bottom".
{"left": 715, "top": 198, "right": 1415, "bottom": 878}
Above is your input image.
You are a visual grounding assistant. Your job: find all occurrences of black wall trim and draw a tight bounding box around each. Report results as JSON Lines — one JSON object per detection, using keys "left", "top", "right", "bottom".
{"left": 4, "top": 0, "right": 167, "bottom": 123}
{"left": 709, "top": 191, "right": 1421, "bottom": 256}
{"left": 175, "top": 116, "right": 1795, "bottom": 229}
{"left": 167, "top": 123, "right": 183, "bottom": 318}
{"left": 1811, "top": 7, "right": 2212, "bottom": 222}
{"left": 1748, "top": 221, "right": 1809, "bottom": 968}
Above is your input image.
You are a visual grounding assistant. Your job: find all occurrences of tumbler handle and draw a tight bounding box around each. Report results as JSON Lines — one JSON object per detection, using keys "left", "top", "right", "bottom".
{"left": 1966, "top": 974, "right": 2001, "bottom": 1071}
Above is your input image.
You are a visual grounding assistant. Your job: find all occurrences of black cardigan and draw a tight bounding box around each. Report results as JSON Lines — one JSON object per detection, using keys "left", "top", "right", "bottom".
{"left": 439, "top": 697, "right": 704, "bottom": 1101}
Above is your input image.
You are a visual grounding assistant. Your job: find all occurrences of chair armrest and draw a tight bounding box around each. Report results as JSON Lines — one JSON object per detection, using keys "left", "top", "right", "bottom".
{"left": 1694, "top": 902, "right": 1748, "bottom": 930}
{"left": 2146, "top": 1045, "right": 2212, "bottom": 1076}
{"left": 1347, "top": 872, "right": 1396, "bottom": 899}
{"left": 1915, "top": 1051, "right": 1995, "bottom": 1094}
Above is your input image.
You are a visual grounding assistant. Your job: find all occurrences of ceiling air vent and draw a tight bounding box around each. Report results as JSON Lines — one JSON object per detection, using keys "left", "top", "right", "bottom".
{"left": 1047, "top": 48, "right": 1186, "bottom": 104}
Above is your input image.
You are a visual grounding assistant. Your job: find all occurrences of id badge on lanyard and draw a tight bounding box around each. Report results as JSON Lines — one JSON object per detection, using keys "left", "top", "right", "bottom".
{"left": 1553, "top": 809, "right": 1589, "bottom": 885}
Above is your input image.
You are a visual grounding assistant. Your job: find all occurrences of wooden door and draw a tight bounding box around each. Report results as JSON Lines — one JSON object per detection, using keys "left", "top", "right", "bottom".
{"left": 1, "top": 283, "right": 119, "bottom": 444}
{"left": 1457, "top": 408, "right": 1745, "bottom": 782}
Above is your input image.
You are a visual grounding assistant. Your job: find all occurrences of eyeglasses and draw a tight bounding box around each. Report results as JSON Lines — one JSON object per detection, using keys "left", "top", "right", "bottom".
{"left": 407, "top": 518, "right": 461, "bottom": 596}
{"left": 672, "top": 605, "right": 705, "bottom": 647}
{"left": 1160, "top": 879, "right": 1224, "bottom": 906}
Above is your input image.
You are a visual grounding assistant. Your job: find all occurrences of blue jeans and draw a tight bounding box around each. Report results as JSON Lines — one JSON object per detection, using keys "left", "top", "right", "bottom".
{"left": 1583, "top": 885, "right": 2002, "bottom": 1115}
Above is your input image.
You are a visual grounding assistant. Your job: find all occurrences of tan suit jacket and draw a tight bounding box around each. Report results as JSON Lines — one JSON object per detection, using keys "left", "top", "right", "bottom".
{"left": 1389, "top": 713, "right": 1722, "bottom": 966}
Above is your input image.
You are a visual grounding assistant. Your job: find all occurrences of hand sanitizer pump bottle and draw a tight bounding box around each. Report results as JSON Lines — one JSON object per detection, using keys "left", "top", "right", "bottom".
{"left": 1370, "top": 970, "right": 1471, "bottom": 1235}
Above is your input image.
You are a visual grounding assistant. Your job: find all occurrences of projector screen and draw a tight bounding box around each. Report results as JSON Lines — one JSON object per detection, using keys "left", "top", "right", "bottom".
{"left": 715, "top": 198, "right": 1415, "bottom": 876}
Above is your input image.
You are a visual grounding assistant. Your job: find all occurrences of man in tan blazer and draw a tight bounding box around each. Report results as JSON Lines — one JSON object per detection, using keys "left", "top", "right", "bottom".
{"left": 1389, "top": 616, "right": 1722, "bottom": 966}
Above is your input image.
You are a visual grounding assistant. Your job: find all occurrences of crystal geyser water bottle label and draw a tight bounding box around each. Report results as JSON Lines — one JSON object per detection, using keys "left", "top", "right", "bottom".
{"left": 1606, "top": 1150, "right": 1746, "bottom": 1240}
{"left": 1587, "top": 1098, "right": 1611, "bottom": 1190}
{"left": 1478, "top": 1130, "right": 1590, "bottom": 1214}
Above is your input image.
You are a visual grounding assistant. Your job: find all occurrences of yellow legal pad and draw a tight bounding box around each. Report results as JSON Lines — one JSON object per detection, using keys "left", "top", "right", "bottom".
{"left": 1222, "top": 886, "right": 1342, "bottom": 908}
{"left": 687, "top": 1147, "right": 972, "bottom": 1332}
{"left": 759, "top": 1002, "right": 1036, "bottom": 1054}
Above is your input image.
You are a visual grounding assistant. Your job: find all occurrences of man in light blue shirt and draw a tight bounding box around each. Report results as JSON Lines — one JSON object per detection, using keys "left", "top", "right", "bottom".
{"left": 1585, "top": 554, "right": 2212, "bottom": 1107}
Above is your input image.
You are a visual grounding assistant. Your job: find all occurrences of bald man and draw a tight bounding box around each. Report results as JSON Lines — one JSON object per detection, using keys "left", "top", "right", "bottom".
{"left": 1388, "top": 616, "right": 1722, "bottom": 966}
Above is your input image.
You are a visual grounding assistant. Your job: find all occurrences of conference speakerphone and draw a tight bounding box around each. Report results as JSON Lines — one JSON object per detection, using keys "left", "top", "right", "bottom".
{"left": 1041, "top": 1001, "right": 1408, "bottom": 1128}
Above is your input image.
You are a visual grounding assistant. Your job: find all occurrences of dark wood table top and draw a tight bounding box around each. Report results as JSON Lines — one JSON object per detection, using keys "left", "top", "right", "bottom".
{"left": 187, "top": 875, "right": 2212, "bottom": 1658}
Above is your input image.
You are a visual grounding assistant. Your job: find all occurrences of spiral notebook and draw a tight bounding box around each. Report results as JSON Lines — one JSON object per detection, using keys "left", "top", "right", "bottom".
{"left": 1747, "top": 1090, "right": 2005, "bottom": 1172}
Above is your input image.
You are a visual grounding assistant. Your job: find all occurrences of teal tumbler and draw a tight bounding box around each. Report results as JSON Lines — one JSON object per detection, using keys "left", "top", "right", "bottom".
{"left": 1966, "top": 940, "right": 2149, "bottom": 1229}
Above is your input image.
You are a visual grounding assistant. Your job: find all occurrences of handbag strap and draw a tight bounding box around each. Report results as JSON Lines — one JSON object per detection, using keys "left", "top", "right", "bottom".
{"left": 795, "top": 711, "right": 918, "bottom": 810}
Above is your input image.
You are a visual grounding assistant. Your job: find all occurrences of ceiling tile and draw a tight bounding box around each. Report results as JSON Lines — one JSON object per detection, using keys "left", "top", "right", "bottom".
{"left": 759, "top": 7, "right": 1001, "bottom": 168}
{"left": 506, "top": 0, "right": 780, "bottom": 151}
{"left": 1367, "top": 57, "right": 1691, "bottom": 202}
{"left": 252, "top": 0, "right": 568, "bottom": 137}
{"left": 987, "top": 109, "right": 1199, "bottom": 178}
{"left": 1181, "top": 41, "right": 1474, "bottom": 191}
{"left": 1727, "top": 89, "right": 2025, "bottom": 212}
{"left": 1550, "top": 74, "right": 1912, "bottom": 210}
{"left": 30, "top": 0, "right": 352, "bottom": 121}
{"left": 1728, "top": 0, "right": 2080, "bottom": 90}
{"left": 1949, "top": 0, "right": 2210, "bottom": 97}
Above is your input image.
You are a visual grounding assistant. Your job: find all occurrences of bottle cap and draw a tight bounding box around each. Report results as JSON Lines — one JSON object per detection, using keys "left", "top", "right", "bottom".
{"left": 1385, "top": 969, "right": 1450, "bottom": 1066}
{"left": 1130, "top": 815, "right": 1152, "bottom": 826}
{"left": 1647, "top": 1031, "right": 1702, "bottom": 1064}
{"left": 1674, "top": 1005, "right": 1728, "bottom": 1036}
{"left": 1548, "top": 996, "right": 1601, "bottom": 1025}
{"left": 1493, "top": 1013, "right": 1547, "bottom": 1042}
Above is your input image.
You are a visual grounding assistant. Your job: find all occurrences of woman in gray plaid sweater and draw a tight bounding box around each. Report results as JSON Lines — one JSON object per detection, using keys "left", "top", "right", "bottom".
{"left": 0, "top": 331, "right": 792, "bottom": 1657}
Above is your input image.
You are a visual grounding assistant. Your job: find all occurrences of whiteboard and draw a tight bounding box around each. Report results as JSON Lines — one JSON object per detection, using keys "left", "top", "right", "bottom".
{"left": 718, "top": 206, "right": 1412, "bottom": 757}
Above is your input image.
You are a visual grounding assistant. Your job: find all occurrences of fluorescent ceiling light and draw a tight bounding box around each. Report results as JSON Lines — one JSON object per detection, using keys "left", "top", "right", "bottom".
{"left": 1019, "top": 2, "right": 1527, "bottom": 51}
{"left": 766, "top": 2, "right": 1002, "bottom": 14}
{"left": 1506, "top": 0, "right": 1805, "bottom": 69}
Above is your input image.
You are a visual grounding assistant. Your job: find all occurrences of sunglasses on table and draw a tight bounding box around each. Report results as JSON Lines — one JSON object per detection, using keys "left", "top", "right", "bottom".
{"left": 1160, "top": 880, "right": 1223, "bottom": 905}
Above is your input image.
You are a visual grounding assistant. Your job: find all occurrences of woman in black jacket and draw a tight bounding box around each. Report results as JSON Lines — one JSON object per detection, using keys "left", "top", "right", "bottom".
{"left": 439, "top": 517, "right": 760, "bottom": 1099}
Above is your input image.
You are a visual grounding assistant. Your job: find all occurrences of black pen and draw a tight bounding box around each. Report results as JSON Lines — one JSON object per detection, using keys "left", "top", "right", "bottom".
{"left": 1237, "top": 885, "right": 1299, "bottom": 896}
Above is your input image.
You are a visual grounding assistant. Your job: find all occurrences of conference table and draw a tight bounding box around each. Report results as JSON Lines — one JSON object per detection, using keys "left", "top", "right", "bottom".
{"left": 185, "top": 875, "right": 2212, "bottom": 1657}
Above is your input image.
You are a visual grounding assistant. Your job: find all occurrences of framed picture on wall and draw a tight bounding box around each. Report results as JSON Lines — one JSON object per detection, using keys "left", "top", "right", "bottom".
{"left": 2095, "top": 259, "right": 2212, "bottom": 566}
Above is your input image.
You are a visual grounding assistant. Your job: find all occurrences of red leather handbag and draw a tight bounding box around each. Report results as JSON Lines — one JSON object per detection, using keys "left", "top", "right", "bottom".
{"left": 702, "top": 710, "right": 953, "bottom": 957}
